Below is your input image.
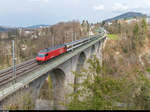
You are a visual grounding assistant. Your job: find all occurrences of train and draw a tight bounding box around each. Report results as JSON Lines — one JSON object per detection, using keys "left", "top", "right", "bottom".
{"left": 36, "top": 29, "right": 106, "bottom": 64}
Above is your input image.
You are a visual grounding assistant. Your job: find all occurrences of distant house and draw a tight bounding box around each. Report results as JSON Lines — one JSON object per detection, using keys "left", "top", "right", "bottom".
{"left": 24, "top": 30, "right": 33, "bottom": 35}
{"left": 20, "top": 29, "right": 34, "bottom": 37}
{"left": 104, "top": 21, "right": 112, "bottom": 26}
{"left": 146, "top": 17, "right": 150, "bottom": 24}
{"left": 21, "top": 44, "right": 27, "bottom": 51}
{"left": 125, "top": 18, "right": 138, "bottom": 24}
{"left": 31, "top": 34, "right": 38, "bottom": 39}
{"left": 107, "top": 22, "right": 112, "bottom": 25}
{"left": 118, "top": 18, "right": 141, "bottom": 24}
{"left": 89, "top": 30, "right": 94, "bottom": 35}
{"left": 125, "top": 17, "right": 150, "bottom": 24}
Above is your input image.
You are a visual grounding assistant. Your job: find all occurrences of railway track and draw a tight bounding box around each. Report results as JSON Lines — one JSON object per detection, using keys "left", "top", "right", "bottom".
{"left": 0, "top": 58, "right": 40, "bottom": 87}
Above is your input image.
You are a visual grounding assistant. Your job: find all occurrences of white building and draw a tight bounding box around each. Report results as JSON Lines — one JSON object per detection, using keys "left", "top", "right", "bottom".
{"left": 146, "top": 17, "right": 150, "bottom": 24}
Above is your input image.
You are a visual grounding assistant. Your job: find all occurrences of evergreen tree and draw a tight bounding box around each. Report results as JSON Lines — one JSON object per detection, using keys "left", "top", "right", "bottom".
{"left": 141, "top": 18, "right": 147, "bottom": 38}
{"left": 132, "top": 23, "right": 139, "bottom": 49}
{"left": 67, "top": 56, "right": 137, "bottom": 110}
{"left": 133, "top": 23, "right": 139, "bottom": 39}
{"left": 81, "top": 20, "right": 85, "bottom": 26}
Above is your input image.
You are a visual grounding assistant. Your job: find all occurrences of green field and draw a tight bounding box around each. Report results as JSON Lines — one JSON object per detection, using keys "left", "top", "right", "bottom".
{"left": 107, "top": 34, "right": 119, "bottom": 40}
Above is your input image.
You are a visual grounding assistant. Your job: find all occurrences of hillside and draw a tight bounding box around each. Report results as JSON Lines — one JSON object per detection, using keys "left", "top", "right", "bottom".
{"left": 0, "top": 26, "right": 13, "bottom": 32}
{"left": 103, "top": 12, "right": 147, "bottom": 22}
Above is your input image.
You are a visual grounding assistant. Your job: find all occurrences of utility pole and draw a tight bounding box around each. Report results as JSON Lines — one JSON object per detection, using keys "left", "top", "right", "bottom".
{"left": 71, "top": 30, "right": 74, "bottom": 73}
{"left": 72, "top": 31, "right": 74, "bottom": 52}
{"left": 52, "top": 35, "right": 54, "bottom": 47}
{"left": 53, "top": 35, "right": 55, "bottom": 47}
{"left": 75, "top": 32, "right": 76, "bottom": 41}
{"left": 12, "top": 40, "right": 16, "bottom": 83}
{"left": 88, "top": 30, "right": 90, "bottom": 42}
{"left": 65, "top": 32, "right": 67, "bottom": 43}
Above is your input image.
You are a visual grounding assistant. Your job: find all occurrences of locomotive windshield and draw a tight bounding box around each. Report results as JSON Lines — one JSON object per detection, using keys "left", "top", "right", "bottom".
{"left": 38, "top": 53, "right": 46, "bottom": 57}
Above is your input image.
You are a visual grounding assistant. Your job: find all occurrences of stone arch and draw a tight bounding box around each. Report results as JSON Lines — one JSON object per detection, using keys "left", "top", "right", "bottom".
{"left": 76, "top": 52, "right": 86, "bottom": 73}
{"left": 74, "top": 52, "right": 86, "bottom": 92}
{"left": 30, "top": 73, "right": 49, "bottom": 100}
{"left": 90, "top": 45, "right": 95, "bottom": 57}
{"left": 38, "top": 69, "right": 66, "bottom": 97}
{"left": 50, "top": 68, "right": 65, "bottom": 89}
{"left": 31, "top": 68, "right": 66, "bottom": 110}
{"left": 50, "top": 68, "right": 66, "bottom": 110}
{"left": 98, "top": 41, "right": 101, "bottom": 54}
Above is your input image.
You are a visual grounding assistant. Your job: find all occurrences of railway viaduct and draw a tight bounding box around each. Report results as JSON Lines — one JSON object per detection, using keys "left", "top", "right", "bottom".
{"left": 0, "top": 33, "right": 107, "bottom": 110}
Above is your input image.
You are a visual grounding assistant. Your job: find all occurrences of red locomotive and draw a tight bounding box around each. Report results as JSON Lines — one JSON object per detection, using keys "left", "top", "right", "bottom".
{"left": 36, "top": 44, "right": 67, "bottom": 64}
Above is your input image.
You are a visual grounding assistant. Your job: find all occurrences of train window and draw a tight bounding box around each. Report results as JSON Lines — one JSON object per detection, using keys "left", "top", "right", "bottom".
{"left": 45, "top": 54, "right": 48, "bottom": 56}
{"left": 38, "top": 53, "right": 46, "bottom": 57}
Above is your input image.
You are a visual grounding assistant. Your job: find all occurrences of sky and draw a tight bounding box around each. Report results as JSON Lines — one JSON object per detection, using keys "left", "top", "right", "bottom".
{"left": 0, "top": 0, "right": 150, "bottom": 27}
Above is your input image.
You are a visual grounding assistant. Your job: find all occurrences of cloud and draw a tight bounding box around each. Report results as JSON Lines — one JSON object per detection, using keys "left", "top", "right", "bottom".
{"left": 29, "top": 0, "right": 49, "bottom": 3}
{"left": 93, "top": 4, "right": 104, "bottom": 11}
{"left": 112, "top": 3, "right": 128, "bottom": 11}
{"left": 143, "top": 0, "right": 150, "bottom": 6}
